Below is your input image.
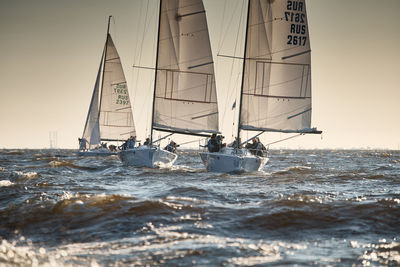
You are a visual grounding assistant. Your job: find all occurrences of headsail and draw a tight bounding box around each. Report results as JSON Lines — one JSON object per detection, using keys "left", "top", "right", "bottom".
{"left": 152, "top": 0, "right": 219, "bottom": 136}
{"left": 239, "top": 0, "right": 315, "bottom": 133}
{"left": 98, "top": 34, "right": 136, "bottom": 142}
{"left": 82, "top": 48, "right": 103, "bottom": 149}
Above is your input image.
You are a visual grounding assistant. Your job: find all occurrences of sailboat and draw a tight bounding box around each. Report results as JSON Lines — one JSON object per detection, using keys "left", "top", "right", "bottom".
{"left": 79, "top": 16, "right": 136, "bottom": 156}
{"left": 199, "top": 0, "right": 321, "bottom": 172}
{"left": 118, "top": 0, "right": 219, "bottom": 167}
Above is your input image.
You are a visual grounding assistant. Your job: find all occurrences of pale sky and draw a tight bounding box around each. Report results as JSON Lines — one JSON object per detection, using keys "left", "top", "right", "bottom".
{"left": 0, "top": 0, "right": 399, "bottom": 149}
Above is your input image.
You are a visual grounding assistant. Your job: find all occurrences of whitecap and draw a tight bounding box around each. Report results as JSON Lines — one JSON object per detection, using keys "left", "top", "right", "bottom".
{"left": 13, "top": 171, "right": 39, "bottom": 179}
{"left": 0, "top": 180, "right": 13, "bottom": 187}
{"left": 228, "top": 255, "right": 282, "bottom": 266}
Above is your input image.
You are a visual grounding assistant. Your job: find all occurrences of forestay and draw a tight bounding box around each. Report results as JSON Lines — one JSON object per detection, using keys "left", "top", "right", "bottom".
{"left": 153, "top": 0, "right": 219, "bottom": 135}
{"left": 98, "top": 34, "right": 136, "bottom": 141}
{"left": 240, "top": 0, "right": 314, "bottom": 133}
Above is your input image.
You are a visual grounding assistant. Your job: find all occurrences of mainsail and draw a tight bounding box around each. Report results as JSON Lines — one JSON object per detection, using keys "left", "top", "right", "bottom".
{"left": 82, "top": 27, "right": 136, "bottom": 149}
{"left": 152, "top": 0, "right": 219, "bottom": 136}
{"left": 239, "top": 0, "right": 315, "bottom": 134}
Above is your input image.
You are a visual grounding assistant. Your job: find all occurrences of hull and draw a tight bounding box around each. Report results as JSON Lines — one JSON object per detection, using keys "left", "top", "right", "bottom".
{"left": 199, "top": 148, "right": 268, "bottom": 173}
{"left": 77, "top": 148, "right": 116, "bottom": 156}
{"left": 118, "top": 146, "right": 177, "bottom": 168}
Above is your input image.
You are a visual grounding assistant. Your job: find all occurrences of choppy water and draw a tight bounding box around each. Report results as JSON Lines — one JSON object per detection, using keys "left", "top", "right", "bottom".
{"left": 0, "top": 149, "right": 399, "bottom": 266}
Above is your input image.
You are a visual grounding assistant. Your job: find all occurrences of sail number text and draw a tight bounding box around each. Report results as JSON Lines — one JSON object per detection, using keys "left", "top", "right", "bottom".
{"left": 285, "top": 0, "right": 307, "bottom": 46}
{"left": 114, "top": 84, "right": 129, "bottom": 105}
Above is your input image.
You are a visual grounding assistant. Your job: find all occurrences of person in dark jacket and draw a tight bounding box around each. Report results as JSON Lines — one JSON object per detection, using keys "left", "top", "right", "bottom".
{"left": 165, "top": 141, "right": 179, "bottom": 153}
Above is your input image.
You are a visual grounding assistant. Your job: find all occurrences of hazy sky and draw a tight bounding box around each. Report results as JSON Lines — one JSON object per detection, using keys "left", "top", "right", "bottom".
{"left": 0, "top": 0, "right": 399, "bottom": 149}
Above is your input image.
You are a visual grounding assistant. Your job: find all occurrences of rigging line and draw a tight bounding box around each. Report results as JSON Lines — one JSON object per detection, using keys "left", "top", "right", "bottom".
{"left": 134, "top": 1, "right": 153, "bottom": 136}
{"left": 217, "top": 0, "right": 240, "bottom": 54}
{"left": 217, "top": 0, "right": 228, "bottom": 52}
{"left": 179, "top": 138, "right": 207, "bottom": 146}
{"left": 135, "top": 0, "right": 151, "bottom": 83}
{"left": 221, "top": 0, "right": 245, "bottom": 137}
{"left": 131, "top": 0, "right": 144, "bottom": 119}
{"left": 133, "top": 0, "right": 144, "bottom": 66}
{"left": 265, "top": 133, "right": 304, "bottom": 146}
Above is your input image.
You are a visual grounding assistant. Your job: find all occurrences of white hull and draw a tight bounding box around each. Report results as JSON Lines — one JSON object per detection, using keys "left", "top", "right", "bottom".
{"left": 199, "top": 147, "right": 268, "bottom": 173}
{"left": 118, "top": 146, "right": 177, "bottom": 168}
{"left": 77, "top": 148, "right": 116, "bottom": 156}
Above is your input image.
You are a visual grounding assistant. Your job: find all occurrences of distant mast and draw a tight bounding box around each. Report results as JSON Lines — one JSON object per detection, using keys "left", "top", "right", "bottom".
{"left": 49, "top": 131, "right": 57, "bottom": 149}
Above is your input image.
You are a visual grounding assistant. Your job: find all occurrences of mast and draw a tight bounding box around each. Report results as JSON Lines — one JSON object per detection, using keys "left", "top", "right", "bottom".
{"left": 98, "top": 15, "right": 112, "bottom": 140}
{"left": 150, "top": 0, "right": 163, "bottom": 144}
{"left": 236, "top": 0, "right": 251, "bottom": 142}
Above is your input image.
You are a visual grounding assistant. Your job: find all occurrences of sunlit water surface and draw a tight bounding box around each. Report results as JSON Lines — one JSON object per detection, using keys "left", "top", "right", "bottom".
{"left": 0, "top": 149, "right": 399, "bottom": 266}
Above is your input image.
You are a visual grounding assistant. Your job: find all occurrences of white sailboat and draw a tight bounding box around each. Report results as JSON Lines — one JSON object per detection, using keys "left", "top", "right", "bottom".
{"left": 79, "top": 16, "right": 136, "bottom": 156}
{"left": 200, "top": 0, "right": 321, "bottom": 172}
{"left": 119, "top": 0, "right": 219, "bottom": 167}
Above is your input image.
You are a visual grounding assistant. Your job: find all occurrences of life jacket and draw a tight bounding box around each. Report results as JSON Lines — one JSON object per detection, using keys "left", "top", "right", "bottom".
{"left": 128, "top": 139, "right": 135, "bottom": 149}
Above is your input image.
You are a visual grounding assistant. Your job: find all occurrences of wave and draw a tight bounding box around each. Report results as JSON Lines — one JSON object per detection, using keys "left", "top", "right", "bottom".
{"left": 239, "top": 197, "right": 400, "bottom": 236}
{"left": 0, "top": 150, "right": 24, "bottom": 155}
{"left": 0, "top": 193, "right": 202, "bottom": 239}
{"left": 135, "top": 166, "right": 205, "bottom": 177}
{"left": 48, "top": 160, "right": 97, "bottom": 171}
{"left": 11, "top": 171, "right": 39, "bottom": 179}
{"left": 0, "top": 180, "right": 13, "bottom": 187}
{"left": 271, "top": 165, "right": 313, "bottom": 176}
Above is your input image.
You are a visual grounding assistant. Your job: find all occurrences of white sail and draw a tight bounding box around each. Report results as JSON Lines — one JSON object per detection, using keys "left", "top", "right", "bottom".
{"left": 82, "top": 50, "right": 103, "bottom": 149}
{"left": 240, "top": 0, "right": 314, "bottom": 133}
{"left": 98, "top": 34, "right": 136, "bottom": 141}
{"left": 153, "top": 0, "right": 219, "bottom": 135}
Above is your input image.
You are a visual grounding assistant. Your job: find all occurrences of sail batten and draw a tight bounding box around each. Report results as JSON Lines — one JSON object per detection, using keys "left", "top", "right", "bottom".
{"left": 239, "top": 0, "right": 313, "bottom": 134}
{"left": 152, "top": 0, "right": 219, "bottom": 137}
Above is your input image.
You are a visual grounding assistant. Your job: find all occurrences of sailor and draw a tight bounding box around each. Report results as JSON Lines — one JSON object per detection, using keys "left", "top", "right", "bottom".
{"left": 216, "top": 135, "right": 226, "bottom": 152}
{"left": 128, "top": 136, "right": 136, "bottom": 149}
{"left": 246, "top": 138, "right": 258, "bottom": 155}
{"left": 78, "top": 137, "right": 88, "bottom": 151}
{"left": 229, "top": 137, "right": 242, "bottom": 149}
{"left": 144, "top": 138, "right": 151, "bottom": 146}
{"left": 165, "top": 140, "right": 179, "bottom": 153}
{"left": 120, "top": 140, "right": 128, "bottom": 150}
{"left": 255, "top": 137, "right": 266, "bottom": 156}
{"left": 207, "top": 134, "right": 218, "bottom": 152}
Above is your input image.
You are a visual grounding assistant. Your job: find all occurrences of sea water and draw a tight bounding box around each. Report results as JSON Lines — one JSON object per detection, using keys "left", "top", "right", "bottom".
{"left": 0, "top": 149, "right": 399, "bottom": 266}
